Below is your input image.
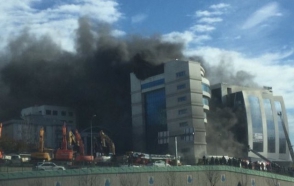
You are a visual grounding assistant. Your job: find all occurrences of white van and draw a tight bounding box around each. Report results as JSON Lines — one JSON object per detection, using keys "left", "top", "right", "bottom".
{"left": 3, "top": 154, "right": 22, "bottom": 165}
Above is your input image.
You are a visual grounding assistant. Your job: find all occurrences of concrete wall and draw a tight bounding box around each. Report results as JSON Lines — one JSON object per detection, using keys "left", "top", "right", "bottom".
{"left": 1, "top": 167, "right": 294, "bottom": 186}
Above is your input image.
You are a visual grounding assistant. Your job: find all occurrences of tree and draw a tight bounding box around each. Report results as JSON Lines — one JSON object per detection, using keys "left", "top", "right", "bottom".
{"left": 78, "top": 174, "right": 99, "bottom": 186}
{"left": 27, "top": 179, "right": 43, "bottom": 186}
{"left": 0, "top": 136, "right": 32, "bottom": 153}
{"left": 119, "top": 174, "right": 140, "bottom": 186}
{"left": 164, "top": 172, "right": 178, "bottom": 186}
{"left": 205, "top": 167, "right": 220, "bottom": 186}
{"left": 266, "top": 175, "right": 280, "bottom": 186}
{"left": 237, "top": 172, "right": 248, "bottom": 186}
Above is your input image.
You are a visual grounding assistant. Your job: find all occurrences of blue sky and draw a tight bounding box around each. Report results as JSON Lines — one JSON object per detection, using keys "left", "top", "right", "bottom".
{"left": 0, "top": 0, "right": 294, "bottom": 143}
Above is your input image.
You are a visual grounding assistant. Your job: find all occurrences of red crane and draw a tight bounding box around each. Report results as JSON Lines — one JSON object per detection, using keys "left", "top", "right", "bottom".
{"left": 55, "top": 123, "right": 73, "bottom": 161}
{"left": 74, "top": 129, "right": 93, "bottom": 162}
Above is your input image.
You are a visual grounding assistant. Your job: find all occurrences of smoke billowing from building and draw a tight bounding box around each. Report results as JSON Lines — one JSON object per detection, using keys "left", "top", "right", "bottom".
{"left": 0, "top": 17, "right": 257, "bottom": 156}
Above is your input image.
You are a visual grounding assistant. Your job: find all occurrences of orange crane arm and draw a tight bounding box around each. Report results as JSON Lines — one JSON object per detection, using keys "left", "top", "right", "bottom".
{"left": 39, "top": 127, "right": 44, "bottom": 153}
{"left": 69, "top": 131, "right": 76, "bottom": 146}
{"left": 0, "top": 123, "right": 2, "bottom": 138}
{"left": 75, "top": 129, "right": 85, "bottom": 156}
{"left": 99, "top": 130, "right": 115, "bottom": 155}
{"left": 61, "top": 123, "right": 67, "bottom": 150}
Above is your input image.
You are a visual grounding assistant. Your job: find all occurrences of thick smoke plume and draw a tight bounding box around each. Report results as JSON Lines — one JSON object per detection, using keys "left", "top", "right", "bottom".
{"left": 0, "top": 17, "right": 258, "bottom": 156}
{"left": 0, "top": 17, "right": 184, "bottom": 153}
{"left": 196, "top": 54, "right": 259, "bottom": 158}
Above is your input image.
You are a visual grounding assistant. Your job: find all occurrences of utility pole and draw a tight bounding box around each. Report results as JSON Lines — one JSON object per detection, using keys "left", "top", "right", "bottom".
{"left": 90, "top": 115, "right": 96, "bottom": 157}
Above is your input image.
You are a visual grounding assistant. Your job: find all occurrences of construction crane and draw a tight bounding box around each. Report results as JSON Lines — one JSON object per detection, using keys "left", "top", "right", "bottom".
{"left": 69, "top": 130, "right": 76, "bottom": 148}
{"left": 31, "top": 127, "right": 51, "bottom": 161}
{"left": 98, "top": 130, "right": 115, "bottom": 155}
{"left": 74, "top": 129, "right": 93, "bottom": 162}
{"left": 277, "top": 112, "right": 294, "bottom": 164}
{"left": 55, "top": 123, "right": 73, "bottom": 161}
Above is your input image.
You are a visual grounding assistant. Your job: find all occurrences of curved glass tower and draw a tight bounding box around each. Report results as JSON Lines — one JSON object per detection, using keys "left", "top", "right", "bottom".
{"left": 211, "top": 83, "right": 291, "bottom": 163}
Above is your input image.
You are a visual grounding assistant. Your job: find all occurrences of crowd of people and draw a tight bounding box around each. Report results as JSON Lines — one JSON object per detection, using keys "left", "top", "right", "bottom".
{"left": 201, "top": 155, "right": 294, "bottom": 177}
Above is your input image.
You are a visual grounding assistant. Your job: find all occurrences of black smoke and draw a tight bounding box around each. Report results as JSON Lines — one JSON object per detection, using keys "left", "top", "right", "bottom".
{"left": 200, "top": 54, "right": 259, "bottom": 158}
{"left": 0, "top": 17, "right": 184, "bottom": 153}
{"left": 0, "top": 17, "right": 259, "bottom": 157}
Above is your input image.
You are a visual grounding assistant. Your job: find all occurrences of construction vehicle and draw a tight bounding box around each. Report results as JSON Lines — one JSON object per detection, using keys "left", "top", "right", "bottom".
{"left": 74, "top": 129, "right": 93, "bottom": 162}
{"left": 98, "top": 130, "right": 115, "bottom": 155}
{"left": 277, "top": 112, "right": 294, "bottom": 165}
{"left": 31, "top": 127, "right": 51, "bottom": 161}
{"left": 55, "top": 123, "right": 74, "bottom": 161}
{"left": 125, "top": 151, "right": 178, "bottom": 166}
{"left": 68, "top": 130, "right": 76, "bottom": 150}
{"left": 94, "top": 130, "right": 116, "bottom": 164}
{"left": 247, "top": 145, "right": 279, "bottom": 166}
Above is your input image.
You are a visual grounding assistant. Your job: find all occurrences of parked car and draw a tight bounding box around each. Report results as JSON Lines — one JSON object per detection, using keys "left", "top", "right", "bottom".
{"left": 148, "top": 160, "right": 171, "bottom": 167}
{"left": 3, "top": 154, "right": 22, "bottom": 165}
{"left": 33, "top": 162, "right": 66, "bottom": 171}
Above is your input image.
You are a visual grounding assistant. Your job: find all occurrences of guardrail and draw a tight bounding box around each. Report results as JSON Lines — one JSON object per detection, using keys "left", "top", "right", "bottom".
{"left": 1, "top": 165, "right": 294, "bottom": 182}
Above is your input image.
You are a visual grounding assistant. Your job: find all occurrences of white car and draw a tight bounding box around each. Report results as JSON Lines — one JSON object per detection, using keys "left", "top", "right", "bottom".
{"left": 34, "top": 162, "right": 66, "bottom": 171}
{"left": 150, "top": 160, "right": 171, "bottom": 167}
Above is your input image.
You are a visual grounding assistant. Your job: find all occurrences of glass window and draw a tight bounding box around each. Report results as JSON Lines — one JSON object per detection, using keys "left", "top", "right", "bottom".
{"left": 141, "top": 79, "right": 164, "bottom": 89}
{"left": 183, "top": 127, "right": 194, "bottom": 142}
{"left": 202, "top": 83, "right": 211, "bottom": 94}
{"left": 53, "top": 110, "right": 58, "bottom": 116}
{"left": 177, "top": 84, "right": 186, "bottom": 90}
{"left": 144, "top": 89, "right": 167, "bottom": 154}
{"left": 61, "top": 111, "right": 66, "bottom": 116}
{"left": 46, "top": 110, "right": 51, "bottom": 115}
{"left": 178, "top": 96, "right": 186, "bottom": 102}
{"left": 176, "top": 71, "right": 186, "bottom": 78}
{"left": 178, "top": 109, "right": 187, "bottom": 115}
{"left": 275, "top": 101, "right": 286, "bottom": 154}
{"left": 68, "top": 112, "right": 73, "bottom": 117}
{"left": 181, "top": 148, "right": 190, "bottom": 153}
{"left": 144, "top": 89, "right": 167, "bottom": 126}
{"left": 263, "top": 99, "right": 275, "bottom": 153}
{"left": 248, "top": 96, "right": 263, "bottom": 152}
{"left": 179, "top": 122, "right": 188, "bottom": 127}
{"left": 203, "top": 97, "right": 209, "bottom": 106}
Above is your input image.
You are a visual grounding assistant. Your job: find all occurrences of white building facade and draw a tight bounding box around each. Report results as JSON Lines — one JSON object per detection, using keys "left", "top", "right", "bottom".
{"left": 2, "top": 105, "right": 76, "bottom": 149}
{"left": 130, "top": 60, "right": 210, "bottom": 164}
{"left": 211, "top": 83, "right": 291, "bottom": 163}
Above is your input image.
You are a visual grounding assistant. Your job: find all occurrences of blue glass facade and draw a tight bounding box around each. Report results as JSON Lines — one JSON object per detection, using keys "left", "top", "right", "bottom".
{"left": 248, "top": 96, "right": 263, "bottom": 152}
{"left": 203, "top": 97, "right": 209, "bottom": 106}
{"left": 141, "top": 79, "right": 164, "bottom": 90}
{"left": 275, "top": 101, "right": 286, "bottom": 153}
{"left": 144, "top": 88, "right": 168, "bottom": 153}
{"left": 202, "top": 83, "right": 211, "bottom": 94}
{"left": 263, "top": 99, "right": 275, "bottom": 153}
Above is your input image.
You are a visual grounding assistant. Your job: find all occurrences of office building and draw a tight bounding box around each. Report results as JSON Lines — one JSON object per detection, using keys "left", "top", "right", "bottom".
{"left": 2, "top": 105, "right": 76, "bottom": 149}
{"left": 211, "top": 83, "right": 291, "bottom": 163}
{"left": 130, "top": 60, "right": 211, "bottom": 164}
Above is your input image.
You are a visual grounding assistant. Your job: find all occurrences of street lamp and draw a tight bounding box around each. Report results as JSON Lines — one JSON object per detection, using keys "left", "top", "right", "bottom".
{"left": 90, "top": 114, "right": 96, "bottom": 157}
